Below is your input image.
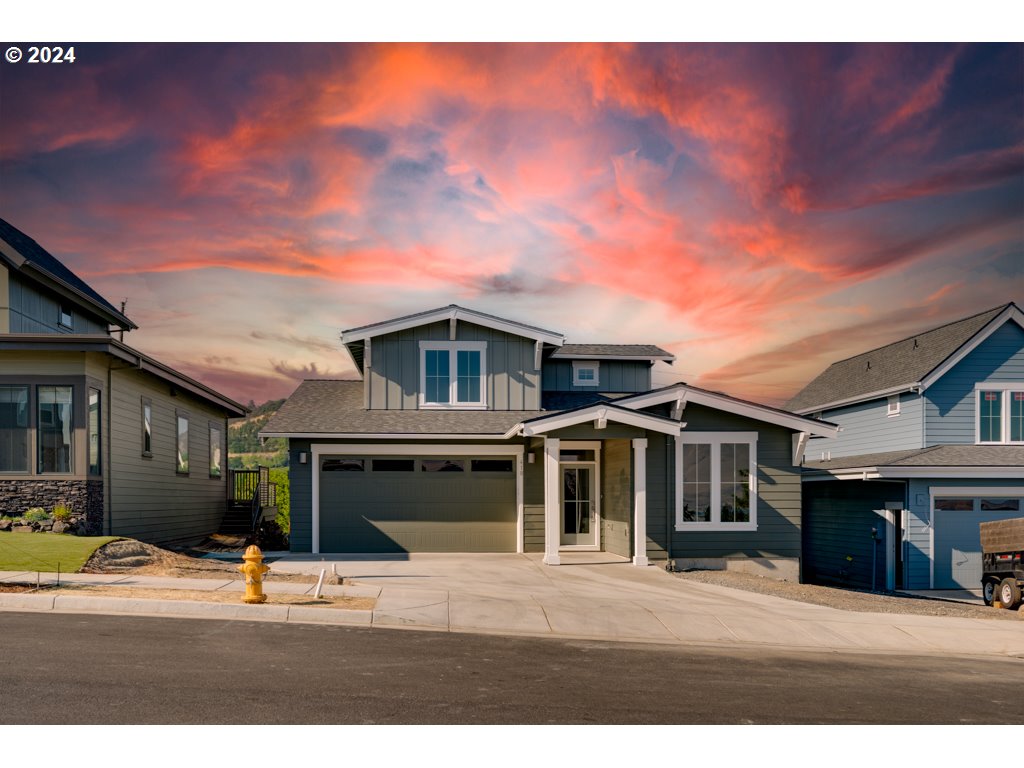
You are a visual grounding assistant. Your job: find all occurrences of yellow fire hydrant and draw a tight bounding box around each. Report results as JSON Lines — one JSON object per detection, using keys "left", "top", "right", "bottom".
{"left": 238, "top": 544, "right": 270, "bottom": 604}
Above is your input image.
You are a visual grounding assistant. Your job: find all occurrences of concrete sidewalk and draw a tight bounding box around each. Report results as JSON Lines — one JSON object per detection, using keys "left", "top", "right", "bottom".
{"left": 2, "top": 553, "right": 1022, "bottom": 657}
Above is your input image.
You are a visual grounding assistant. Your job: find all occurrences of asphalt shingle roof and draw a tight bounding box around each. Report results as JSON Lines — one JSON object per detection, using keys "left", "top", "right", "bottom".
{"left": 804, "top": 444, "right": 1024, "bottom": 471}
{"left": 0, "top": 217, "right": 133, "bottom": 328}
{"left": 262, "top": 380, "right": 548, "bottom": 435}
{"left": 551, "top": 344, "right": 674, "bottom": 359}
{"left": 786, "top": 304, "right": 1013, "bottom": 413}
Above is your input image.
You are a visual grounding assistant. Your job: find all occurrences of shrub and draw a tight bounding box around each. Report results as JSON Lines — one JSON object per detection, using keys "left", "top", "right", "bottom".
{"left": 53, "top": 502, "right": 73, "bottom": 522}
{"left": 24, "top": 507, "right": 49, "bottom": 523}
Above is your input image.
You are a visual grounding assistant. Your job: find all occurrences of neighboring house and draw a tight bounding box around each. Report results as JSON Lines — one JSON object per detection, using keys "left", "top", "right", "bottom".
{"left": 0, "top": 217, "right": 246, "bottom": 543}
{"left": 261, "top": 304, "right": 836, "bottom": 577}
{"left": 787, "top": 303, "right": 1024, "bottom": 592}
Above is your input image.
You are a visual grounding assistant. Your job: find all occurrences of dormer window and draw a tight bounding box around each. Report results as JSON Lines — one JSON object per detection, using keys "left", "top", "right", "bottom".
{"left": 977, "top": 384, "right": 1024, "bottom": 444}
{"left": 58, "top": 304, "right": 73, "bottom": 329}
{"left": 419, "top": 341, "right": 487, "bottom": 409}
{"left": 572, "top": 361, "right": 600, "bottom": 387}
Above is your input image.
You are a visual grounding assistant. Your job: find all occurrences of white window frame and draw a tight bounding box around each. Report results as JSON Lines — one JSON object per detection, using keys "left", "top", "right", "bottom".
{"left": 887, "top": 394, "right": 900, "bottom": 417}
{"left": 675, "top": 431, "right": 758, "bottom": 532}
{"left": 418, "top": 341, "right": 488, "bottom": 409}
{"left": 572, "top": 360, "right": 600, "bottom": 387}
{"left": 975, "top": 383, "right": 1024, "bottom": 445}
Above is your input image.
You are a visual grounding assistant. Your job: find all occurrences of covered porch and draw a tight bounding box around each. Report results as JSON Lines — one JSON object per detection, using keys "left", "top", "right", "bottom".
{"left": 508, "top": 402, "right": 683, "bottom": 567}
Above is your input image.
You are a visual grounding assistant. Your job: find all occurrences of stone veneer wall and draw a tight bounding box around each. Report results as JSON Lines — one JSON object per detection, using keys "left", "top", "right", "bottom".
{"left": 0, "top": 480, "right": 103, "bottom": 534}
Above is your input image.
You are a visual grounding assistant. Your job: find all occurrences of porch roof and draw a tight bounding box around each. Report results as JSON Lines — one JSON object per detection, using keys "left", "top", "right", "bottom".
{"left": 507, "top": 401, "right": 683, "bottom": 438}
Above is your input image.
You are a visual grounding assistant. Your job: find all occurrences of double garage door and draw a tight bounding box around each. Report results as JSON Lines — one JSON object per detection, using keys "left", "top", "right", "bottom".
{"left": 933, "top": 494, "right": 1022, "bottom": 589}
{"left": 318, "top": 454, "right": 517, "bottom": 553}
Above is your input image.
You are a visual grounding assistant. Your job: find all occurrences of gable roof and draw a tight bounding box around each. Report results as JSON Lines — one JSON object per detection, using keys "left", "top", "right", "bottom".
{"left": 507, "top": 400, "right": 684, "bottom": 438}
{"left": 786, "top": 303, "right": 1021, "bottom": 414}
{"left": 341, "top": 304, "right": 565, "bottom": 345}
{"left": 549, "top": 344, "right": 675, "bottom": 362}
{"left": 0, "top": 217, "right": 136, "bottom": 331}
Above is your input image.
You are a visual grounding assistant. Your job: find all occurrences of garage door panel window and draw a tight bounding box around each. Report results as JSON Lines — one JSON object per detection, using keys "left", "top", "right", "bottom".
{"left": 470, "top": 459, "right": 514, "bottom": 472}
{"left": 981, "top": 498, "right": 1019, "bottom": 511}
{"left": 372, "top": 458, "right": 415, "bottom": 471}
{"left": 323, "top": 458, "right": 364, "bottom": 472}
{"left": 934, "top": 498, "right": 973, "bottom": 511}
{"left": 421, "top": 459, "right": 465, "bottom": 472}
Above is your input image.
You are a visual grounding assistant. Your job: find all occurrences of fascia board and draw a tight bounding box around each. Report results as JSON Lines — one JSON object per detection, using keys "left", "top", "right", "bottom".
{"left": 919, "top": 306, "right": 1024, "bottom": 391}
{"left": 520, "top": 405, "right": 681, "bottom": 437}
{"left": 791, "top": 384, "right": 921, "bottom": 415}
{"left": 259, "top": 432, "right": 513, "bottom": 439}
{"left": 550, "top": 353, "right": 677, "bottom": 362}
{"left": 342, "top": 307, "right": 564, "bottom": 346}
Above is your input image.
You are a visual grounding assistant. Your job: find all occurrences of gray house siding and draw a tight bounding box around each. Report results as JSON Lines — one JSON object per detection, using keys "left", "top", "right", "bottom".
{"left": 804, "top": 392, "right": 923, "bottom": 462}
{"left": 802, "top": 480, "right": 904, "bottom": 589}
{"left": 107, "top": 367, "right": 229, "bottom": 544}
{"left": 601, "top": 438, "right": 632, "bottom": 558}
{"left": 366, "top": 320, "right": 540, "bottom": 410}
{"left": 7, "top": 272, "right": 108, "bottom": 334}
{"left": 542, "top": 359, "right": 651, "bottom": 392}
{"left": 925, "top": 321, "right": 1024, "bottom": 445}
{"left": 640, "top": 404, "right": 802, "bottom": 563}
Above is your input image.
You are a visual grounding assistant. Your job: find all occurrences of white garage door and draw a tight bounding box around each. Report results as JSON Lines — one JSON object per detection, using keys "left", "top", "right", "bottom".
{"left": 933, "top": 495, "right": 1022, "bottom": 589}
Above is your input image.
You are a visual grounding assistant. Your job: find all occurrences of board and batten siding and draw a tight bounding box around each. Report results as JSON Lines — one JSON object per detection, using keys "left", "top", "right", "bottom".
{"left": 601, "top": 438, "right": 632, "bottom": 558}
{"left": 541, "top": 359, "right": 651, "bottom": 392}
{"left": 803, "top": 393, "right": 923, "bottom": 462}
{"left": 366, "top": 320, "right": 540, "bottom": 410}
{"left": 925, "top": 321, "right": 1024, "bottom": 445}
{"left": 7, "top": 272, "right": 108, "bottom": 335}
{"left": 107, "top": 367, "right": 228, "bottom": 545}
{"left": 643, "top": 404, "right": 803, "bottom": 562}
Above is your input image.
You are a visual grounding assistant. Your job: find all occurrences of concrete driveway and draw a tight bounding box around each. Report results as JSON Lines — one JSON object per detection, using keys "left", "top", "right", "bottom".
{"left": 267, "top": 551, "right": 1024, "bottom": 655}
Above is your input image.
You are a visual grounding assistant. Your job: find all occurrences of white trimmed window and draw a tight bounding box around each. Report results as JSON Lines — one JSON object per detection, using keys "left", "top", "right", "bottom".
{"left": 976, "top": 383, "right": 1024, "bottom": 444}
{"left": 675, "top": 432, "right": 758, "bottom": 532}
{"left": 419, "top": 341, "right": 487, "bottom": 408}
{"left": 572, "top": 361, "right": 600, "bottom": 387}
{"left": 887, "top": 394, "right": 900, "bottom": 417}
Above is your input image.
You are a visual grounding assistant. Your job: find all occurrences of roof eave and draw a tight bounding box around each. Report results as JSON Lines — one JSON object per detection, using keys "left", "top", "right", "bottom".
{"left": 791, "top": 383, "right": 923, "bottom": 415}
{"left": 341, "top": 305, "right": 564, "bottom": 346}
{"left": 20, "top": 261, "right": 137, "bottom": 330}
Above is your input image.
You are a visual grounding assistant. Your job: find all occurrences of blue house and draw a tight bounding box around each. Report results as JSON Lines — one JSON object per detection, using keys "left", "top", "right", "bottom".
{"left": 788, "top": 303, "right": 1024, "bottom": 592}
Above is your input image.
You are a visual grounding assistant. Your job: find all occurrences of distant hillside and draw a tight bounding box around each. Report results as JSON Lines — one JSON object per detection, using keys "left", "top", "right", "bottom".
{"left": 229, "top": 399, "right": 287, "bottom": 467}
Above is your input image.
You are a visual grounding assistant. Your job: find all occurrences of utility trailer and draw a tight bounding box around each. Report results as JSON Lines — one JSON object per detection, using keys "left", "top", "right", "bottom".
{"left": 980, "top": 517, "right": 1024, "bottom": 610}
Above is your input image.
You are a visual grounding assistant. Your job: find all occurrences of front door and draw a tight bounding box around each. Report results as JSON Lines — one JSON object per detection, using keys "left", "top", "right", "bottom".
{"left": 560, "top": 464, "right": 598, "bottom": 547}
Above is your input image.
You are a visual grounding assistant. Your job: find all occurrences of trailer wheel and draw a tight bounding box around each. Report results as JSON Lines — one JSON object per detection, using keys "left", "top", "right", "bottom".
{"left": 998, "top": 578, "right": 1022, "bottom": 610}
{"left": 982, "top": 579, "right": 997, "bottom": 607}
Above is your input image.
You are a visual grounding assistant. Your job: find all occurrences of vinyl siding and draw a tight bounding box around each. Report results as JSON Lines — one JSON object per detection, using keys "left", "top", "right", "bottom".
{"left": 7, "top": 272, "right": 108, "bottom": 335}
{"left": 924, "top": 321, "right": 1024, "bottom": 445}
{"left": 366, "top": 320, "right": 540, "bottom": 410}
{"left": 804, "top": 392, "right": 923, "bottom": 462}
{"left": 802, "top": 480, "right": 904, "bottom": 589}
{"left": 542, "top": 359, "right": 651, "bottom": 392}
{"left": 644, "top": 404, "right": 803, "bottom": 561}
{"left": 107, "top": 367, "right": 229, "bottom": 544}
{"left": 601, "top": 438, "right": 632, "bottom": 558}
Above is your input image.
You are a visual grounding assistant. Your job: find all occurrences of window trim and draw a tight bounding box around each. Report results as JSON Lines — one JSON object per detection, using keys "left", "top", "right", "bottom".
{"left": 887, "top": 394, "right": 900, "bottom": 417}
{"left": 141, "top": 397, "right": 153, "bottom": 458}
{"left": 975, "top": 383, "right": 1024, "bottom": 445}
{"left": 88, "top": 387, "right": 102, "bottom": 477}
{"left": 572, "top": 360, "right": 600, "bottom": 387}
{"left": 418, "top": 341, "right": 488, "bottom": 409}
{"left": 57, "top": 304, "right": 73, "bottom": 330}
{"left": 175, "top": 410, "right": 190, "bottom": 475}
{"left": 674, "top": 431, "right": 758, "bottom": 532}
{"left": 37, "top": 384, "right": 74, "bottom": 475}
{"left": 209, "top": 422, "right": 223, "bottom": 479}
{"left": 0, "top": 384, "right": 31, "bottom": 475}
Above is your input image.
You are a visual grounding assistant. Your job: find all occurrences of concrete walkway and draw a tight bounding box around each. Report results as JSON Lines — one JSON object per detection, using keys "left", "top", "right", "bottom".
{"left": 2, "top": 552, "right": 1022, "bottom": 657}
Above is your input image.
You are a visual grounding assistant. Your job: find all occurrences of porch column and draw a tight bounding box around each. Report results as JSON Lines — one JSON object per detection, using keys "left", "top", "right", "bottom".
{"left": 632, "top": 438, "right": 649, "bottom": 567}
{"left": 543, "top": 437, "right": 561, "bottom": 565}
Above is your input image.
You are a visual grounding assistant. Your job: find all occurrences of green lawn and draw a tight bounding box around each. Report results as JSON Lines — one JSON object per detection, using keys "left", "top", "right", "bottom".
{"left": 0, "top": 532, "right": 118, "bottom": 572}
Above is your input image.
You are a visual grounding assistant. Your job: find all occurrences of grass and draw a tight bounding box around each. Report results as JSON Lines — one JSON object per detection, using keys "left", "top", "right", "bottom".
{"left": 0, "top": 532, "right": 119, "bottom": 572}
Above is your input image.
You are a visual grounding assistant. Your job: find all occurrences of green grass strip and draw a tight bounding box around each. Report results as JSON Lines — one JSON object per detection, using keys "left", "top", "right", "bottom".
{"left": 0, "top": 532, "right": 119, "bottom": 573}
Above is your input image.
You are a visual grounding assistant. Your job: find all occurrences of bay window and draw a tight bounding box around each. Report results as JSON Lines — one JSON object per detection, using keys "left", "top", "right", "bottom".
{"left": 676, "top": 432, "right": 758, "bottom": 531}
{"left": 419, "top": 341, "right": 487, "bottom": 408}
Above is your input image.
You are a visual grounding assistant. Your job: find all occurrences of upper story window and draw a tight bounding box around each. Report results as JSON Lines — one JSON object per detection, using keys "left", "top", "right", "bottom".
{"left": 977, "top": 384, "right": 1024, "bottom": 444}
{"left": 58, "top": 304, "right": 73, "bottom": 329}
{"left": 419, "top": 341, "right": 487, "bottom": 408}
{"left": 887, "top": 394, "right": 901, "bottom": 417}
{"left": 675, "top": 432, "right": 758, "bottom": 532}
{"left": 572, "top": 361, "right": 600, "bottom": 387}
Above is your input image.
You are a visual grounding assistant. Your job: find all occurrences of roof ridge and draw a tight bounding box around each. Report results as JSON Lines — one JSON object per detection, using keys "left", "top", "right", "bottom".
{"left": 824, "top": 303, "right": 1012, "bottom": 368}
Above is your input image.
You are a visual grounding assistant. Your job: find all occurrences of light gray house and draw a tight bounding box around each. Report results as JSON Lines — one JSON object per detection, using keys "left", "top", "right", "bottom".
{"left": 262, "top": 305, "right": 837, "bottom": 576}
{"left": 0, "top": 217, "right": 246, "bottom": 543}
{"left": 789, "top": 302, "right": 1024, "bottom": 592}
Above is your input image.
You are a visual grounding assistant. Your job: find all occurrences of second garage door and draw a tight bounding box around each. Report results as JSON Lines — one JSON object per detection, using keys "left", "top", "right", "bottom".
{"left": 319, "top": 454, "right": 517, "bottom": 553}
{"left": 933, "top": 495, "right": 1022, "bottom": 589}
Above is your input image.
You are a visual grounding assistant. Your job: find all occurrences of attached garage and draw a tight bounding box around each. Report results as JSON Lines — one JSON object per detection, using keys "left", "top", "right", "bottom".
{"left": 315, "top": 449, "right": 521, "bottom": 553}
{"left": 932, "top": 493, "right": 1023, "bottom": 589}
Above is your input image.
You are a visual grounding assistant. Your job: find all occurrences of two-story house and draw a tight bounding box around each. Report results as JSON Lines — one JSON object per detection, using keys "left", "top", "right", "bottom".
{"left": 788, "top": 303, "right": 1024, "bottom": 594}
{"left": 261, "top": 305, "right": 837, "bottom": 576}
{"left": 0, "top": 217, "right": 246, "bottom": 543}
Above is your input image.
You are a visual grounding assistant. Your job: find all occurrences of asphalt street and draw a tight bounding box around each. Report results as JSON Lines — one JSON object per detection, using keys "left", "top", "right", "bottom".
{"left": 2, "top": 612, "right": 1021, "bottom": 724}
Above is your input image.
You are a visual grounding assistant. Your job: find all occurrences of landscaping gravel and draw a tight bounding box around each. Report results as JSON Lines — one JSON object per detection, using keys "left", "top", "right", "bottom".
{"left": 672, "top": 569, "right": 1023, "bottom": 621}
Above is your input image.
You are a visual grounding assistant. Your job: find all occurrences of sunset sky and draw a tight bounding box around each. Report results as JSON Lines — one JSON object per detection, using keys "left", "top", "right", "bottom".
{"left": 1, "top": 42, "right": 1021, "bottom": 407}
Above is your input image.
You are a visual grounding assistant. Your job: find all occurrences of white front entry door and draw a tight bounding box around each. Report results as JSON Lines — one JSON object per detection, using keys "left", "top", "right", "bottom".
{"left": 560, "top": 463, "right": 598, "bottom": 547}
